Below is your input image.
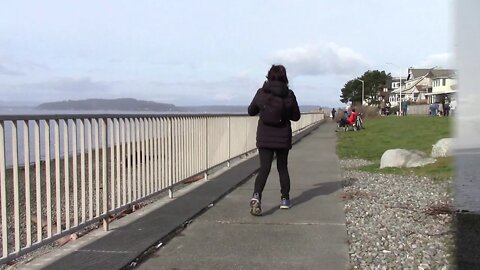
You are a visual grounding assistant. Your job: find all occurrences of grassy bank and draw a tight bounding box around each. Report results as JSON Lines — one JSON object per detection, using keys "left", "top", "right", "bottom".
{"left": 336, "top": 116, "right": 453, "bottom": 180}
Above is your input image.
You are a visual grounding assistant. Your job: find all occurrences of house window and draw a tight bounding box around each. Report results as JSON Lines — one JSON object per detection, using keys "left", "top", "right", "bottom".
{"left": 434, "top": 79, "right": 443, "bottom": 87}
{"left": 442, "top": 79, "right": 446, "bottom": 86}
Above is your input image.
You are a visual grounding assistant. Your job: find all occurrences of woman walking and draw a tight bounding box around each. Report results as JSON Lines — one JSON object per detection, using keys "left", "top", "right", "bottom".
{"left": 247, "top": 65, "right": 301, "bottom": 216}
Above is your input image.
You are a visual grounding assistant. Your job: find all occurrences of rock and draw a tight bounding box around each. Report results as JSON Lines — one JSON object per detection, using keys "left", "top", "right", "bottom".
{"left": 431, "top": 138, "right": 454, "bottom": 157}
{"left": 380, "top": 149, "right": 436, "bottom": 168}
{"left": 406, "top": 155, "right": 436, "bottom": 168}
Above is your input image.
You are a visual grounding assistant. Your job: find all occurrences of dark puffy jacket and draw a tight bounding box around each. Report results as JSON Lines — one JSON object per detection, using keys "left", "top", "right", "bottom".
{"left": 248, "top": 81, "right": 301, "bottom": 149}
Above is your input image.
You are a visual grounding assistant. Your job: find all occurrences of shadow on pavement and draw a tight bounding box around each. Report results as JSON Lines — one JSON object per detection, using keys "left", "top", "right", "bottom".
{"left": 261, "top": 180, "right": 342, "bottom": 216}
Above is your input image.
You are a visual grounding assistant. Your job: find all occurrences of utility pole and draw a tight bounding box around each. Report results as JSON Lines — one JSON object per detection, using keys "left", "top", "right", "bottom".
{"left": 356, "top": 79, "right": 365, "bottom": 106}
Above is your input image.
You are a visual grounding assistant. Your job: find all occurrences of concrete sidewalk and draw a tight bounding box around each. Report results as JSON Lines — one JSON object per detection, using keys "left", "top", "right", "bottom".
{"left": 19, "top": 122, "right": 348, "bottom": 270}
{"left": 136, "top": 122, "right": 349, "bottom": 270}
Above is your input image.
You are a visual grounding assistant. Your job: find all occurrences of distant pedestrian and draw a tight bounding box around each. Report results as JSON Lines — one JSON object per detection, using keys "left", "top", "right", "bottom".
{"left": 380, "top": 99, "right": 386, "bottom": 116}
{"left": 429, "top": 103, "right": 439, "bottom": 116}
{"left": 247, "top": 64, "right": 301, "bottom": 216}
{"left": 443, "top": 97, "right": 451, "bottom": 116}
{"left": 401, "top": 100, "right": 408, "bottom": 116}
{"left": 331, "top": 108, "right": 336, "bottom": 119}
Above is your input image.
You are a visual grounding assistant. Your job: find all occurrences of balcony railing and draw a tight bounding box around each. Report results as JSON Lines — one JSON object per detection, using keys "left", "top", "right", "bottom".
{"left": 0, "top": 112, "right": 324, "bottom": 263}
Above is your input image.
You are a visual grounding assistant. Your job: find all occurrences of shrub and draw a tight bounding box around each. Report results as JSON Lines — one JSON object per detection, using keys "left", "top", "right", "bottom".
{"left": 334, "top": 105, "right": 380, "bottom": 121}
{"left": 355, "top": 105, "right": 380, "bottom": 120}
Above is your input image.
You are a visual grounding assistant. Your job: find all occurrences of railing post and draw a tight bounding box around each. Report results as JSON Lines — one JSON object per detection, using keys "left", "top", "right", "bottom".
{"left": 168, "top": 117, "right": 173, "bottom": 198}
{"left": 54, "top": 119, "right": 61, "bottom": 235}
{"left": 34, "top": 120, "right": 42, "bottom": 242}
{"left": 204, "top": 117, "right": 208, "bottom": 180}
{"left": 45, "top": 120, "right": 52, "bottom": 238}
{"left": 63, "top": 119, "right": 70, "bottom": 231}
{"left": 0, "top": 121, "right": 7, "bottom": 257}
{"left": 227, "top": 116, "right": 230, "bottom": 168}
{"left": 109, "top": 118, "right": 115, "bottom": 211}
{"left": 23, "top": 120, "right": 32, "bottom": 247}
{"left": 245, "top": 117, "right": 248, "bottom": 155}
{"left": 101, "top": 118, "right": 109, "bottom": 231}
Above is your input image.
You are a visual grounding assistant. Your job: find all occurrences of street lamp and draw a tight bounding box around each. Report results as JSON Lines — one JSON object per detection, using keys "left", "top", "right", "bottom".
{"left": 356, "top": 79, "right": 365, "bottom": 106}
{"left": 386, "top": 62, "right": 403, "bottom": 115}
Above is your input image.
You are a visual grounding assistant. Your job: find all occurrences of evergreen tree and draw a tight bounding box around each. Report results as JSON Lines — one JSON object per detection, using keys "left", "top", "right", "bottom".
{"left": 340, "top": 70, "right": 391, "bottom": 105}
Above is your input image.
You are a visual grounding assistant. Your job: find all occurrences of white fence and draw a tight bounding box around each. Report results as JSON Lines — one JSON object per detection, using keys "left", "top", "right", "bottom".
{"left": 0, "top": 112, "right": 324, "bottom": 263}
{"left": 407, "top": 104, "right": 430, "bottom": 115}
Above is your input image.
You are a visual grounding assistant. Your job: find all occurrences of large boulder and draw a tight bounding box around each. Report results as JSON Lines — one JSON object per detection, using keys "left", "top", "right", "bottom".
{"left": 431, "top": 138, "right": 454, "bottom": 157}
{"left": 380, "top": 149, "right": 436, "bottom": 168}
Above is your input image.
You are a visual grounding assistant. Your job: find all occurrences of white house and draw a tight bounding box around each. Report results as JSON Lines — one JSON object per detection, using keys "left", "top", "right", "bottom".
{"left": 391, "top": 68, "right": 456, "bottom": 104}
{"left": 425, "top": 69, "right": 457, "bottom": 103}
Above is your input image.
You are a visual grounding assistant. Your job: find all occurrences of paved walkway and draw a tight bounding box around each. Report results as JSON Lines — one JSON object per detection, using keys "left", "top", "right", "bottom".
{"left": 20, "top": 122, "right": 348, "bottom": 270}
{"left": 137, "top": 122, "right": 348, "bottom": 270}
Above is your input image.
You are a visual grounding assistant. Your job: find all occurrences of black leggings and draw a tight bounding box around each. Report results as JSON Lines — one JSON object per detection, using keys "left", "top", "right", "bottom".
{"left": 254, "top": 148, "right": 291, "bottom": 200}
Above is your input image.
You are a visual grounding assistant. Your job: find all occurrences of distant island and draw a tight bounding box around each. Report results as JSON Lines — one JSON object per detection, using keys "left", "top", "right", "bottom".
{"left": 36, "top": 98, "right": 177, "bottom": 112}
{"left": 35, "top": 98, "right": 321, "bottom": 113}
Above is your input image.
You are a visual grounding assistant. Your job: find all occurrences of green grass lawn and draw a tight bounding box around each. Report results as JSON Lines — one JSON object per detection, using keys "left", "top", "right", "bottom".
{"left": 336, "top": 116, "right": 454, "bottom": 180}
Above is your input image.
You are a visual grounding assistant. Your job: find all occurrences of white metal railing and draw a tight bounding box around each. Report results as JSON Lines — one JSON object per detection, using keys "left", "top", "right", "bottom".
{"left": 0, "top": 112, "right": 323, "bottom": 263}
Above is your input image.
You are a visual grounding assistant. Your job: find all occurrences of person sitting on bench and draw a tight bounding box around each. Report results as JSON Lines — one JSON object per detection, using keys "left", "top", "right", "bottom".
{"left": 345, "top": 108, "right": 357, "bottom": 127}
{"left": 337, "top": 110, "right": 349, "bottom": 128}
{"left": 348, "top": 108, "right": 358, "bottom": 126}
{"left": 337, "top": 108, "right": 357, "bottom": 130}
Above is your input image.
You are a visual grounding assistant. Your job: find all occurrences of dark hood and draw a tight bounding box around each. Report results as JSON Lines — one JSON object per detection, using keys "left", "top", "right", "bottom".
{"left": 262, "top": 81, "right": 289, "bottom": 97}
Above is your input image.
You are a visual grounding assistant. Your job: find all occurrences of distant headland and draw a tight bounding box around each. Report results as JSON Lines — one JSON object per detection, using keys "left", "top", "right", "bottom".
{"left": 36, "top": 98, "right": 177, "bottom": 112}
{"left": 35, "top": 98, "right": 320, "bottom": 113}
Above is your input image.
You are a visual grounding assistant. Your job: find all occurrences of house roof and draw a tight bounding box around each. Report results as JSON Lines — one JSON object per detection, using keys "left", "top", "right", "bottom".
{"left": 409, "top": 69, "right": 431, "bottom": 79}
{"left": 392, "top": 77, "right": 429, "bottom": 94}
{"left": 429, "top": 69, "right": 456, "bottom": 79}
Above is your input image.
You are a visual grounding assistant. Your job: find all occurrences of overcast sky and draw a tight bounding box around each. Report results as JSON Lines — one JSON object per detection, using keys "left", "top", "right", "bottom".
{"left": 0, "top": 0, "right": 453, "bottom": 107}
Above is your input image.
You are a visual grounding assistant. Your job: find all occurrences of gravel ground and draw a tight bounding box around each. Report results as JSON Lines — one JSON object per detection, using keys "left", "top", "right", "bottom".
{"left": 340, "top": 159, "right": 454, "bottom": 269}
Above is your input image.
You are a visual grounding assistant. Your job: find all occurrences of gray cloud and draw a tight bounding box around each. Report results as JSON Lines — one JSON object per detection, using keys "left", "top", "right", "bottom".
{"left": 0, "top": 77, "right": 111, "bottom": 103}
{"left": 0, "top": 64, "right": 23, "bottom": 76}
{"left": 0, "top": 76, "right": 261, "bottom": 106}
{"left": 46, "top": 77, "right": 110, "bottom": 92}
{"left": 270, "top": 42, "right": 370, "bottom": 77}
{"left": 150, "top": 76, "right": 259, "bottom": 105}
{"left": 416, "top": 53, "right": 454, "bottom": 69}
